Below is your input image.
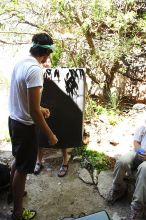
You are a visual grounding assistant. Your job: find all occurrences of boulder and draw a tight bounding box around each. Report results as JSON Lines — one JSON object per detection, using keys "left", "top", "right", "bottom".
{"left": 97, "top": 170, "right": 113, "bottom": 199}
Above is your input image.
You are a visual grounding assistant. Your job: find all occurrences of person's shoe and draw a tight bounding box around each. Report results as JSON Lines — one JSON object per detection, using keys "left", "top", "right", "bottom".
{"left": 34, "top": 163, "right": 44, "bottom": 175}
{"left": 9, "top": 208, "right": 37, "bottom": 220}
{"left": 121, "top": 206, "right": 143, "bottom": 220}
{"left": 129, "top": 204, "right": 143, "bottom": 220}
{"left": 58, "top": 164, "right": 69, "bottom": 177}
{"left": 106, "top": 187, "right": 126, "bottom": 204}
{"left": 22, "top": 208, "right": 36, "bottom": 220}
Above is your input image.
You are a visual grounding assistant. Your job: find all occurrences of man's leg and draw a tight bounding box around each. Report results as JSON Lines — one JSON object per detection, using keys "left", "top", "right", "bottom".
{"left": 58, "top": 148, "right": 69, "bottom": 177}
{"left": 62, "top": 148, "right": 68, "bottom": 165}
{"left": 7, "top": 160, "right": 16, "bottom": 204}
{"left": 34, "top": 148, "right": 44, "bottom": 174}
{"left": 128, "top": 161, "right": 146, "bottom": 219}
{"left": 113, "top": 151, "right": 136, "bottom": 189}
{"left": 8, "top": 119, "right": 37, "bottom": 219}
{"left": 123, "top": 162, "right": 146, "bottom": 220}
{"left": 12, "top": 170, "right": 26, "bottom": 218}
{"left": 106, "top": 151, "right": 136, "bottom": 204}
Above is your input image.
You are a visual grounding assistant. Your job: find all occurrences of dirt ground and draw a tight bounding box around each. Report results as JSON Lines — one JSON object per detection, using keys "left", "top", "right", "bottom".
{"left": 0, "top": 147, "right": 132, "bottom": 220}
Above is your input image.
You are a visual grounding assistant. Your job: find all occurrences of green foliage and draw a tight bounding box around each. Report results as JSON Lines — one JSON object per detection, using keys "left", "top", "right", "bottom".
{"left": 85, "top": 96, "right": 122, "bottom": 125}
{"left": 107, "top": 92, "right": 121, "bottom": 110}
{"left": 74, "top": 145, "right": 108, "bottom": 172}
{"left": 85, "top": 98, "right": 106, "bottom": 119}
{"left": 51, "top": 46, "right": 64, "bottom": 67}
{"left": 106, "top": 109, "right": 121, "bottom": 126}
{"left": 0, "top": 0, "right": 145, "bottom": 102}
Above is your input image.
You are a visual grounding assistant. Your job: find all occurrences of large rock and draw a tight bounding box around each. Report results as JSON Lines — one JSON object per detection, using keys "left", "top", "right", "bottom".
{"left": 78, "top": 168, "right": 93, "bottom": 184}
{"left": 97, "top": 170, "right": 113, "bottom": 199}
{"left": 132, "top": 103, "right": 146, "bottom": 111}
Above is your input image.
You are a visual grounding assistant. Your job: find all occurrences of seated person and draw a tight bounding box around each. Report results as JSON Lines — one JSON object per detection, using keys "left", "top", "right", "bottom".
{"left": 106, "top": 124, "right": 146, "bottom": 220}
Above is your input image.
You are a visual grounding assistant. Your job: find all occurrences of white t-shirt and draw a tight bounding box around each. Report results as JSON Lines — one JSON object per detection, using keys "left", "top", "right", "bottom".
{"left": 9, "top": 56, "right": 43, "bottom": 125}
{"left": 134, "top": 125, "right": 146, "bottom": 150}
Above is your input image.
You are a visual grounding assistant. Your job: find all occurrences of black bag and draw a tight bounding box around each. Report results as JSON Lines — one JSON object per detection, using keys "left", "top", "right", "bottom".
{"left": 0, "top": 163, "right": 10, "bottom": 192}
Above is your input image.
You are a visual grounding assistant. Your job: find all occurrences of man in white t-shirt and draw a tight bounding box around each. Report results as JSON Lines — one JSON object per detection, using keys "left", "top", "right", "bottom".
{"left": 8, "top": 33, "right": 58, "bottom": 220}
{"left": 106, "top": 125, "right": 146, "bottom": 220}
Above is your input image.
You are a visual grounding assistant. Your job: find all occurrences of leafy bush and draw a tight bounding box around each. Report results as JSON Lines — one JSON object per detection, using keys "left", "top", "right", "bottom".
{"left": 74, "top": 145, "right": 109, "bottom": 172}
{"left": 85, "top": 97, "right": 122, "bottom": 125}
{"left": 51, "top": 46, "right": 64, "bottom": 67}
{"left": 107, "top": 92, "right": 121, "bottom": 110}
{"left": 85, "top": 98, "right": 106, "bottom": 119}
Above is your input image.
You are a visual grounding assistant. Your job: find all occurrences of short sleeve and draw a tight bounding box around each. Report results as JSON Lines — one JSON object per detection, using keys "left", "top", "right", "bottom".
{"left": 26, "top": 65, "right": 43, "bottom": 88}
{"left": 133, "top": 126, "right": 146, "bottom": 143}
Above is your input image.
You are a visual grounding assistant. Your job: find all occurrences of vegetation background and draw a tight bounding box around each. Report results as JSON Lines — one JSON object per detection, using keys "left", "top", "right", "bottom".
{"left": 0, "top": 0, "right": 145, "bottom": 169}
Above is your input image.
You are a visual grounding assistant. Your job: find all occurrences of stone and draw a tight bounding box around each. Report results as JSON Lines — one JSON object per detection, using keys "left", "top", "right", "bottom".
{"left": 97, "top": 170, "right": 113, "bottom": 199}
{"left": 112, "top": 212, "right": 123, "bottom": 220}
{"left": 93, "top": 169, "right": 98, "bottom": 185}
{"left": 109, "top": 139, "right": 119, "bottom": 146}
{"left": 132, "top": 103, "right": 146, "bottom": 111}
{"left": 73, "top": 156, "right": 82, "bottom": 162}
{"left": 78, "top": 168, "right": 93, "bottom": 184}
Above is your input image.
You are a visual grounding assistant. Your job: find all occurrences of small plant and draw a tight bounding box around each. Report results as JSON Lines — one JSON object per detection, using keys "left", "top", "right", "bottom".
{"left": 85, "top": 96, "right": 122, "bottom": 125}
{"left": 73, "top": 145, "right": 109, "bottom": 172}
{"left": 85, "top": 97, "right": 106, "bottom": 119}
{"left": 106, "top": 109, "right": 122, "bottom": 125}
{"left": 107, "top": 92, "right": 121, "bottom": 111}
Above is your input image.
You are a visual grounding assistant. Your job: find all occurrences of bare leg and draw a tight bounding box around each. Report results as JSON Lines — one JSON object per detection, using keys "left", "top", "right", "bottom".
{"left": 34, "top": 148, "right": 44, "bottom": 174}
{"left": 58, "top": 148, "right": 69, "bottom": 177}
{"left": 7, "top": 160, "right": 16, "bottom": 204}
{"left": 62, "top": 148, "right": 68, "bottom": 165}
{"left": 13, "top": 170, "right": 27, "bottom": 218}
{"left": 36, "top": 148, "right": 44, "bottom": 164}
{"left": 8, "top": 160, "right": 27, "bottom": 204}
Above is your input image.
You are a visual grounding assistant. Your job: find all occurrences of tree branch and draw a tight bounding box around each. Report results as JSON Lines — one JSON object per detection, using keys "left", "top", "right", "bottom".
{"left": 0, "top": 39, "right": 29, "bottom": 44}
{"left": 0, "top": 31, "right": 34, "bottom": 35}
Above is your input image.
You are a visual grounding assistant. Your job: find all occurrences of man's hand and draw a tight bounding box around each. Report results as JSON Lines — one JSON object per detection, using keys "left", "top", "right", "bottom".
{"left": 138, "top": 153, "right": 146, "bottom": 161}
{"left": 49, "top": 134, "right": 58, "bottom": 146}
{"left": 41, "top": 107, "right": 50, "bottom": 118}
{"left": 40, "top": 106, "right": 58, "bottom": 145}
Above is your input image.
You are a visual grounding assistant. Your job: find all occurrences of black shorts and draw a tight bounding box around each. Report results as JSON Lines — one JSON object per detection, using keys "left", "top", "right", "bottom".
{"left": 8, "top": 117, "right": 38, "bottom": 174}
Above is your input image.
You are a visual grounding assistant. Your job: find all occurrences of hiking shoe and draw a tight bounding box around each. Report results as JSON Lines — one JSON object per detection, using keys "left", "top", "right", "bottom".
{"left": 22, "top": 208, "right": 36, "bottom": 220}
{"left": 9, "top": 208, "right": 37, "bottom": 220}
{"left": 106, "top": 187, "right": 126, "bottom": 204}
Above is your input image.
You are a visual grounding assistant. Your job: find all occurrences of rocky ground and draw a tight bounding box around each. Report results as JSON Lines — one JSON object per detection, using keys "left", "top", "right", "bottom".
{"left": 1, "top": 104, "right": 146, "bottom": 220}
{"left": 0, "top": 145, "right": 130, "bottom": 220}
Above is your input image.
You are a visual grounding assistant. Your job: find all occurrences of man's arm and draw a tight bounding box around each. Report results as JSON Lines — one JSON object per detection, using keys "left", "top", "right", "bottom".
{"left": 133, "top": 140, "right": 141, "bottom": 151}
{"left": 133, "top": 140, "right": 146, "bottom": 161}
{"left": 28, "top": 86, "right": 58, "bottom": 145}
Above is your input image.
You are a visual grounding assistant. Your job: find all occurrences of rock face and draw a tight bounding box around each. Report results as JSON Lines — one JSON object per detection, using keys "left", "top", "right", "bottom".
{"left": 97, "top": 170, "right": 113, "bottom": 199}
